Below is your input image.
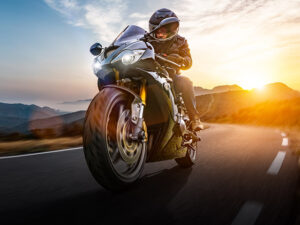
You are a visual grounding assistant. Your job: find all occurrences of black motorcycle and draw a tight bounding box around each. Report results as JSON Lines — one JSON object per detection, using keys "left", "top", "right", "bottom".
{"left": 83, "top": 17, "right": 200, "bottom": 191}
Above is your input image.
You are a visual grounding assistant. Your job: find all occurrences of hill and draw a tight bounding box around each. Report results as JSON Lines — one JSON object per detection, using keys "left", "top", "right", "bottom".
{"left": 1, "top": 82, "right": 299, "bottom": 140}
{"left": 257, "top": 82, "right": 300, "bottom": 100}
{"left": 214, "top": 98, "right": 300, "bottom": 128}
{"left": 0, "top": 102, "right": 65, "bottom": 119}
{"left": 194, "top": 84, "right": 243, "bottom": 96}
{"left": 0, "top": 116, "right": 27, "bottom": 130}
{"left": 0, "top": 102, "right": 66, "bottom": 130}
{"left": 196, "top": 82, "right": 300, "bottom": 121}
{"left": 0, "top": 110, "right": 85, "bottom": 141}
{"left": 10, "top": 110, "right": 86, "bottom": 134}
{"left": 212, "top": 84, "right": 243, "bottom": 93}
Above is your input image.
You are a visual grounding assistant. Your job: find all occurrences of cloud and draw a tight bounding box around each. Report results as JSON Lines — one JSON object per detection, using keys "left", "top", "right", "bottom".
{"left": 170, "top": 0, "right": 300, "bottom": 37}
{"left": 44, "top": 0, "right": 79, "bottom": 16}
{"left": 129, "top": 12, "right": 149, "bottom": 19}
{"left": 83, "top": 2, "right": 128, "bottom": 42}
{"left": 165, "top": 0, "right": 300, "bottom": 61}
{"left": 44, "top": 0, "right": 300, "bottom": 46}
{"left": 44, "top": 0, "right": 130, "bottom": 42}
{"left": 44, "top": 0, "right": 300, "bottom": 88}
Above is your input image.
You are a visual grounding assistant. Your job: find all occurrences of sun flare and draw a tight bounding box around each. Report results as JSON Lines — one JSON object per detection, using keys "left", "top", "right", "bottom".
{"left": 239, "top": 79, "right": 266, "bottom": 90}
{"left": 236, "top": 70, "right": 269, "bottom": 90}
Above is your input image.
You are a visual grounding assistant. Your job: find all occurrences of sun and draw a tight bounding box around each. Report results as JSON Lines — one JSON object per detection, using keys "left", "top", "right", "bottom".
{"left": 237, "top": 72, "right": 268, "bottom": 90}
{"left": 239, "top": 79, "right": 266, "bottom": 90}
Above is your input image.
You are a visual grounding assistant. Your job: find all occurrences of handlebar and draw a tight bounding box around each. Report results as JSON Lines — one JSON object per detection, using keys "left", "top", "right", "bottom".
{"left": 140, "top": 34, "right": 181, "bottom": 68}
{"left": 155, "top": 54, "right": 181, "bottom": 68}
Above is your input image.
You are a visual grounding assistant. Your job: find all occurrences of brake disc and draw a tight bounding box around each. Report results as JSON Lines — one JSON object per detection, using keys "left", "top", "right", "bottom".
{"left": 116, "top": 110, "right": 142, "bottom": 164}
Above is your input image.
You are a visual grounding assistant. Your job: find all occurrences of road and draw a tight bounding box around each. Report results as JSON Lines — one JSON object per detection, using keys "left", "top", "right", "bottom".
{"left": 0, "top": 124, "right": 298, "bottom": 225}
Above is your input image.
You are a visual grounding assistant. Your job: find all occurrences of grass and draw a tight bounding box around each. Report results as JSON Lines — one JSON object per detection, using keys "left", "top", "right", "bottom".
{"left": 0, "top": 136, "right": 82, "bottom": 156}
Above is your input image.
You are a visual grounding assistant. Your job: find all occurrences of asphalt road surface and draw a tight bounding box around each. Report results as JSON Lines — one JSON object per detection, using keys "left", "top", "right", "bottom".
{"left": 0, "top": 124, "right": 299, "bottom": 225}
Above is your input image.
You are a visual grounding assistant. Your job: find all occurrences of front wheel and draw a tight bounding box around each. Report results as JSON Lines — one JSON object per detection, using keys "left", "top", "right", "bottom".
{"left": 83, "top": 88, "right": 147, "bottom": 191}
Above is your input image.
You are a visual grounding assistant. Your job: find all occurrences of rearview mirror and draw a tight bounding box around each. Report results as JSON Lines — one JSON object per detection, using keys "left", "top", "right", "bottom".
{"left": 90, "top": 43, "right": 103, "bottom": 56}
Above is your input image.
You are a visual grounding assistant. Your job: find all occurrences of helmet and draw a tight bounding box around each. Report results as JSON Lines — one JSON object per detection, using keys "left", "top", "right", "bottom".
{"left": 149, "top": 8, "right": 179, "bottom": 41}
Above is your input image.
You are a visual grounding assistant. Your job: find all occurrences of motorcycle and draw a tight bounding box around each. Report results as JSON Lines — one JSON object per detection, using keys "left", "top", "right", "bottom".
{"left": 83, "top": 17, "right": 200, "bottom": 191}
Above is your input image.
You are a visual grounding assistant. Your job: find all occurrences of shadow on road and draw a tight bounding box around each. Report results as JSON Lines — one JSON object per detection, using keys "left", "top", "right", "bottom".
{"left": 5, "top": 165, "right": 192, "bottom": 225}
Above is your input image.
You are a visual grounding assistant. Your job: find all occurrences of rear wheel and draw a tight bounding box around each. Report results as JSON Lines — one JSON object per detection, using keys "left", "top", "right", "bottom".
{"left": 83, "top": 88, "right": 147, "bottom": 191}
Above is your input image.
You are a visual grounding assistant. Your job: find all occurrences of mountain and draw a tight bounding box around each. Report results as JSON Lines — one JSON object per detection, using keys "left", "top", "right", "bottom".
{"left": 258, "top": 82, "right": 300, "bottom": 100}
{"left": 0, "top": 102, "right": 67, "bottom": 131}
{"left": 0, "top": 102, "right": 65, "bottom": 119}
{"left": 10, "top": 110, "right": 86, "bottom": 134}
{"left": 1, "top": 82, "right": 299, "bottom": 137}
{"left": 0, "top": 116, "right": 27, "bottom": 129}
{"left": 196, "top": 82, "right": 300, "bottom": 121}
{"left": 194, "top": 84, "right": 243, "bottom": 96}
{"left": 214, "top": 97, "right": 300, "bottom": 128}
{"left": 212, "top": 84, "right": 243, "bottom": 92}
{"left": 60, "top": 99, "right": 92, "bottom": 105}
{"left": 194, "top": 86, "right": 210, "bottom": 95}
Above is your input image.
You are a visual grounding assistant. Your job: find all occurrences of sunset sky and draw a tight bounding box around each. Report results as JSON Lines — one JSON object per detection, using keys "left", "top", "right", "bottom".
{"left": 1, "top": 0, "right": 300, "bottom": 110}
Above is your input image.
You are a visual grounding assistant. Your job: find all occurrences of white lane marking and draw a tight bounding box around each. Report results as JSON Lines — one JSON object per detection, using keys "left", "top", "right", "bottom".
{"left": 267, "top": 151, "right": 286, "bottom": 175}
{"left": 231, "top": 201, "right": 263, "bottom": 225}
{"left": 281, "top": 132, "right": 286, "bottom": 137}
{"left": 0, "top": 146, "right": 83, "bottom": 160}
{"left": 282, "top": 137, "right": 289, "bottom": 146}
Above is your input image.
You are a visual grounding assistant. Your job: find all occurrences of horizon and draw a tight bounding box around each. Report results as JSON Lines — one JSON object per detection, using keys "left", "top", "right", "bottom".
{"left": 0, "top": 81, "right": 298, "bottom": 112}
{"left": 1, "top": 0, "right": 300, "bottom": 110}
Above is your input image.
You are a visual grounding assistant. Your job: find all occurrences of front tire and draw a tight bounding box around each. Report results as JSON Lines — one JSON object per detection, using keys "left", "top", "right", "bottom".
{"left": 83, "top": 88, "right": 146, "bottom": 191}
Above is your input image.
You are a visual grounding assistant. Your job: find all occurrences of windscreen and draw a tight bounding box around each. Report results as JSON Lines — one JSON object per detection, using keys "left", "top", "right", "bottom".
{"left": 111, "top": 25, "right": 147, "bottom": 46}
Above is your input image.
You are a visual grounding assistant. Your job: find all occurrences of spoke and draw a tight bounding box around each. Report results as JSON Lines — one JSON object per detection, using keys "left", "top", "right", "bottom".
{"left": 123, "top": 162, "right": 135, "bottom": 174}
{"left": 107, "top": 138, "right": 114, "bottom": 153}
{"left": 106, "top": 101, "right": 144, "bottom": 177}
{"left": 111, "top": 147, "right": 120, "bottom": 163}
{"left": 113, "top": 154, "right": 121, "bottom": 164}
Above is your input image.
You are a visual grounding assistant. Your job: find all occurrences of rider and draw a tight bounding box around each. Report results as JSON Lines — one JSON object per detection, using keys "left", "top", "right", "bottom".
{"left": 148, "top": 8, "right": 203, "bottom": 131}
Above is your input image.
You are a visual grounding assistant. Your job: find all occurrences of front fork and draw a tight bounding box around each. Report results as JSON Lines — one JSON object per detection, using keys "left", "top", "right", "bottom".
{"left": 114, "top": 68, "right": 147, "bottom": 141}
{"left": 130, "top": 79, "right": 147, "bottom": 141}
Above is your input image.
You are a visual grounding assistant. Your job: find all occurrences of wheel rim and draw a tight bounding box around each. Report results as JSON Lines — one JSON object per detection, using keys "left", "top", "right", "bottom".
{"left": 116, "top": 110, "right": 142, "bottom": 164}
{"left": 105, "top": 100, "right": 146, "bottom": 180}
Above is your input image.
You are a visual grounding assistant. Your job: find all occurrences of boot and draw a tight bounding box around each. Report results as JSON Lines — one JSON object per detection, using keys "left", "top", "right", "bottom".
{"left": 191, "top": 118, "right": 204, "bottom": 131}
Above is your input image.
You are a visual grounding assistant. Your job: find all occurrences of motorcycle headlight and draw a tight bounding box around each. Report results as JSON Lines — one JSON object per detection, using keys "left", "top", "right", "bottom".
{"left": 92, "top": 57, "right": 102, "bottom": 75}
{"left": 111, "top": 50, "right": 145, "bottom": 65}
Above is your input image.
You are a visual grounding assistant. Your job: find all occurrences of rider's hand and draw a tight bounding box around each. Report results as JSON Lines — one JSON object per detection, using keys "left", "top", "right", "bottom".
{"left": 166, "top": 53, "right": 185, "bottom": 64}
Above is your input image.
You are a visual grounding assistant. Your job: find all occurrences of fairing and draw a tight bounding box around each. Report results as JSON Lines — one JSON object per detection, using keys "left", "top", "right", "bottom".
{"left": 91, "top": 25, "right": 187, "bottom": 162}
{"left": 111, "top": 25, "right": 147, "bottom": 46}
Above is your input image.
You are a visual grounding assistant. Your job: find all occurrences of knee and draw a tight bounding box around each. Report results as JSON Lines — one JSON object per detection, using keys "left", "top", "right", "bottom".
{"left": 176, "top": 76, "right": 193, "bottom": 86}
{"left": 174, "top": 75, "right": 193, "bottom": 93}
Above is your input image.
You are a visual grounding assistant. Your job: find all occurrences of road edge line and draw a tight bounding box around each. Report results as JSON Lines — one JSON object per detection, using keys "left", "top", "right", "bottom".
{"left": 0, "top": 146, "right": 83, "bottom": 160}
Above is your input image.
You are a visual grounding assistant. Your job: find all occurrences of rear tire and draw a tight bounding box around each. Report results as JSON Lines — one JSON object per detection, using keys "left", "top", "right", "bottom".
{"left": 83, "top": 88, "right": 146, "bottom": 191}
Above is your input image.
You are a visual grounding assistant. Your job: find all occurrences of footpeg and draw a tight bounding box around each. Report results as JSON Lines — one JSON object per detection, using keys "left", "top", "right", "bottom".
{"left": 183, "top": 139, "right": 193, "bottom": 146}
{"left": 185, "top": 131, "right": 201, "bottom": 142}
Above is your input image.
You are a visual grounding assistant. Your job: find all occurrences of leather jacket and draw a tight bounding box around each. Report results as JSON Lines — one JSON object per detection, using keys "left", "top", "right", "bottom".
{"left": 149, "top": 35, "right": 192, "bottom": 76}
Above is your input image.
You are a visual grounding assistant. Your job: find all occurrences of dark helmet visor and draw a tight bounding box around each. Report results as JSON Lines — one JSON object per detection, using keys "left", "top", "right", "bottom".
{"left": 154, "top": 22, "right": 179, "bottom": 40}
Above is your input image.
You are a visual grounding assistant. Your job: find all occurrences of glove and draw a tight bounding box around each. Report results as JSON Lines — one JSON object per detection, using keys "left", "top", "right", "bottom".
{"left": 166, "top": 53, "right": 185, "bottom": 65}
